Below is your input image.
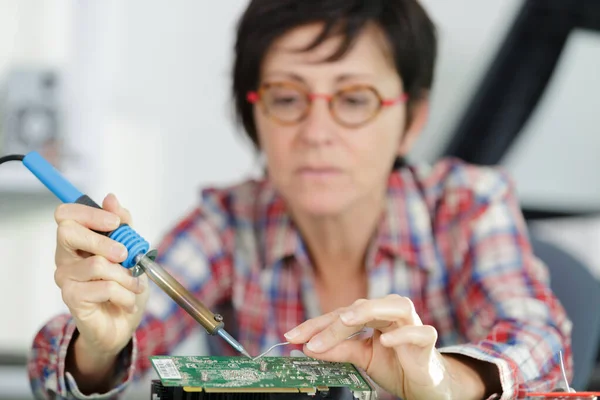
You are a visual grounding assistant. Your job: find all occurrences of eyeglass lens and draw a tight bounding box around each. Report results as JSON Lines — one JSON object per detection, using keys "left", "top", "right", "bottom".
{"left": 261, "top": 83, "right": 382, "bottom": 126}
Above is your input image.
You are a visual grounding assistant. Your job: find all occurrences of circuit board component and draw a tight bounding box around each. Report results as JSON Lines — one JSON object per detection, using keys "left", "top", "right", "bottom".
{"left": 150, "top": 355, "right": 377, "bottom": 400}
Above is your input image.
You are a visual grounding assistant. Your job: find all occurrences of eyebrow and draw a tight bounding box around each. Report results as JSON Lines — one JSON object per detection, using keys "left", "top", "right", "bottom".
{"left": 263, "top": 71, "right": 377, "bottom": 84}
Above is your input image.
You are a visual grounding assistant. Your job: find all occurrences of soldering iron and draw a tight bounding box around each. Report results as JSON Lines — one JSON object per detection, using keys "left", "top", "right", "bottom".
{"left": 0, "top": 151, "right": 251, "bottom": 359}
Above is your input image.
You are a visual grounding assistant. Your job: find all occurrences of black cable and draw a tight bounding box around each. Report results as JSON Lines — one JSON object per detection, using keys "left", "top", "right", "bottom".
{"left": 0, "top": 154, "right": 25, "bottom": 165}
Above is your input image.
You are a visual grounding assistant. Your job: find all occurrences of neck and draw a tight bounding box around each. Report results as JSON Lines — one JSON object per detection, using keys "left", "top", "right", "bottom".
{"left": 290, "top": 189, "right": 387, "bottom": 283}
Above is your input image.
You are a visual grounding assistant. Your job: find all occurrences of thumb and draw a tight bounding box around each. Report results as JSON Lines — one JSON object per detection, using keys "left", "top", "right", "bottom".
{"left": 102, "top": 193, "right": 133, "bottom": 226}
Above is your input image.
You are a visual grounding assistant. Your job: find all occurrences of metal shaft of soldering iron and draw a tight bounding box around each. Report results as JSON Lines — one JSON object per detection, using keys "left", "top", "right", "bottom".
{"left": 134, "top": 253, "right": 251, "bottom": 359}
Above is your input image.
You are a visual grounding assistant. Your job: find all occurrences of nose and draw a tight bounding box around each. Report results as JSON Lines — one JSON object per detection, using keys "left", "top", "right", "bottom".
{"left": 298, "top": 95, "right": 336, "bottom": 146}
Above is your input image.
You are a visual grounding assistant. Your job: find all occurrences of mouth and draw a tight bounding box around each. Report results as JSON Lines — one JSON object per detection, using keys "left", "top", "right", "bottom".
{"left": 296, "top": 166, "right": 342, "bottom": 178}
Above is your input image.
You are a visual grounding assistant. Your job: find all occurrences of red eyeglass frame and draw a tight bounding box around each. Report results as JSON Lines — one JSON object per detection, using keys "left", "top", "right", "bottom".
{"left": 246, "top": 82, "right": 408, "bottom": 128}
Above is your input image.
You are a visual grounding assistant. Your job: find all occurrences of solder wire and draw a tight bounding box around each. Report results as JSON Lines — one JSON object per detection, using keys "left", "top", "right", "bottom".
{"left": 252, "top": 329, "right": 367, "bottom": 361}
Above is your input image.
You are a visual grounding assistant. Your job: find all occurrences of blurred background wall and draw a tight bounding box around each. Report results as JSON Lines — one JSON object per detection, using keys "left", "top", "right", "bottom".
{"left": 0, "top": 0, "right": 598, "bottom": 398}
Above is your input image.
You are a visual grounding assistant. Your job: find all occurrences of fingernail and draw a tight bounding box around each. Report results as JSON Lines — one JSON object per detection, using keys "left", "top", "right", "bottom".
{"left": 284, "top": 328, "right": 299, "bottom": 340}
{"left": 306, "top": 338, "right": 323, "bottom": 352}
{"left": 106, "top": 215, "right": 120, "bottom": 228}
{"left": 340, "top": 311, "right": 355, "bottom": 324}
{"left": 113, "top": 244, "right": 127, "bottom": 259}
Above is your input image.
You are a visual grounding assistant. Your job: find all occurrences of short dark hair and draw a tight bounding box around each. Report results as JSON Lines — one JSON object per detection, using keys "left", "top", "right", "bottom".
{"left": 232, "top": 0, "right": 437, "bottom": 148}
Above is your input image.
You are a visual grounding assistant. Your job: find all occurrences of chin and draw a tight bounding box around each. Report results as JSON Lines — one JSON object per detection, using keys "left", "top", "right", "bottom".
{"left": 288, "top": 189, "right": 355, "bottom": 217}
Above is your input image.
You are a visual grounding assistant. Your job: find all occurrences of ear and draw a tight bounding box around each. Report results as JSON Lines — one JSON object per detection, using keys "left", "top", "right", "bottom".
{"left": 397, "top": 97, "right": 429, "bottom": 157}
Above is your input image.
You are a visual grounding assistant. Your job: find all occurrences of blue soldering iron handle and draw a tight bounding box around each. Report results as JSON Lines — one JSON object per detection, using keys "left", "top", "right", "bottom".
{"left": 22, "top": 151, "right": 150, "bottom": 269}
{"left": 22, "top": 151, "right": 83, "bottom": 203}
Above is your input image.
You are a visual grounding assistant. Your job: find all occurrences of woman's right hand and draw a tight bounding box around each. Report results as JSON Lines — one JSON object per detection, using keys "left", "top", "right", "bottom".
{"left": 53, "top": 193, "right": 149, "bottom": 362}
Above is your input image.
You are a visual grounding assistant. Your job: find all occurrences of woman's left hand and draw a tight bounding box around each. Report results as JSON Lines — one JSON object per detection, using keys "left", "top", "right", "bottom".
{"left": 283, "top": 295, "right": 470, "bottom": 400}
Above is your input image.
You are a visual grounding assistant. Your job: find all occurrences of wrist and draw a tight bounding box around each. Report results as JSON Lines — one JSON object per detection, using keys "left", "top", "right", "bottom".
{"left": 66, "top": 330, "right": 123, "bottom": 394}
{"left": 75, "top": 333, "right": 120, "bottom": 364}
{"left": 442, "top": 353, "right": 501, "bottom": 400}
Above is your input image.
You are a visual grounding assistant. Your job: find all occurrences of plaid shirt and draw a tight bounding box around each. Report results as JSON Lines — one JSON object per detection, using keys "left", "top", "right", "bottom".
{"left": 28, "top": 158, "right": 572, "bottom": 399}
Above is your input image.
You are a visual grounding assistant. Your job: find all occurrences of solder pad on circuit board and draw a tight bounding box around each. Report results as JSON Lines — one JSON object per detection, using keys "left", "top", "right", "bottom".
{"left": 150, "top": 355, "right": 376, "bottom": 400}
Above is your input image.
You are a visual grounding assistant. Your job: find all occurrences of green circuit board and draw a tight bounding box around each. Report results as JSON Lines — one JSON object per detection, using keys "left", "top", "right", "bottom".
{"left": 150, "top": 355, "right": 375, "bottom": 398}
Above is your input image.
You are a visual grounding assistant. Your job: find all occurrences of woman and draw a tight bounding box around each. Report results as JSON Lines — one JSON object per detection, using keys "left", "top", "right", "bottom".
{"left": 28, "top": 1, "right": 572, "bottom": 399}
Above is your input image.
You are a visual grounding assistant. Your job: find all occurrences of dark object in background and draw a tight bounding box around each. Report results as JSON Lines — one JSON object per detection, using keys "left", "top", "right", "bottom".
{"left": 440, "top": 0, "right": 600, "bottom": 220}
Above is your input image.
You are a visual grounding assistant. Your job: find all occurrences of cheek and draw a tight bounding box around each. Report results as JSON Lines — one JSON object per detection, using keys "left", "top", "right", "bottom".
{"left": 355, "top": 114, "right": 405, "bottom": 165}
{"left": 254, "top": 113, "right": 293, "bottom": 173}
{"left": 255, "top": 109, "right": 277, "bottom": 154}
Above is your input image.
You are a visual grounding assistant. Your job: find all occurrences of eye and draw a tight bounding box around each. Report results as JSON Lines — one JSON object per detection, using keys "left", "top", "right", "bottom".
{"left": 341, "top": 95, "right": 369, "bottom": 106}
{"left": 265, "top": 86, "right": 305, "bottom": 108}
{"left": 272, "top": 94, "right": 300, "bottom": 105}
{"left": 336, "top": 90, "right": 376, "bottom": 108}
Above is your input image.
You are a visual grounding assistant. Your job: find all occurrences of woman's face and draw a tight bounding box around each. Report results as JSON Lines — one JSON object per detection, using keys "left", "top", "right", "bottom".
{"left": 254, "top": 23, "right": 424, "bottom": 217}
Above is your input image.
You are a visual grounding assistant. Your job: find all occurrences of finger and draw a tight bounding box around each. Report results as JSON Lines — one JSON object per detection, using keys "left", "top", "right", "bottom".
{"left": 380, "top": 325, "right": 438, "bottom": 349}
{"left": 339, "top": 294, "right": 423, "bottom": 327}
{"left": 102, "top": 193, "right": 133, "bottom": 226}
{"left": 56, "top": 219, "right": 128, "bottom": 263}
{"left": 284, "top": 299, "right": 368, "bottom": 344}
{"left": 284, "top": 311, "right": 340, "bottom": 344}
{"left": 63, "top": 280, "right": 138, "bottom": 313}
{"left": 54, "top": 255, "right": 145, "bottom": 295}
{"left": 305, "top": 316, "right": 367, "bottom": 354}
{"left": 302, "top": 335, "right": 373, "bottom": 370}
{"left": 381, "top": 325, "right": 441, "bottom": 381}
{"left": 55, "top": 203, "right": 121, "bottom": 232}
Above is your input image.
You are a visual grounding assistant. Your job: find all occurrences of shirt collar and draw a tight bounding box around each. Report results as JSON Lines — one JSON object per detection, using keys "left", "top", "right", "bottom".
{"left": 259, "top": 169, "right": 434, "bottom": 273}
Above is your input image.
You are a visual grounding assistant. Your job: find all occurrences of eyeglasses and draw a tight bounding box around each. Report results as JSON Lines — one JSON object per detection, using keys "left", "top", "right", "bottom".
{"left": 246, "top": 82, "right": 408, "bottom": 128}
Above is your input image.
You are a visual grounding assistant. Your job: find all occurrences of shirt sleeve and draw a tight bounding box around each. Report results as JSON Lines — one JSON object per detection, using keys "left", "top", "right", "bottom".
{"left": 435, "top": 165, "right": 573, "bottom": 400}
{"left": 27, "top": 190, "right": 235, "bottom": 399}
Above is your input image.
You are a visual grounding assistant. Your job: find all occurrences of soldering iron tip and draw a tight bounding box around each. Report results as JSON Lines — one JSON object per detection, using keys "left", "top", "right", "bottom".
{"left": 240, "top": 348, "right": 252, "bottom": 359}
